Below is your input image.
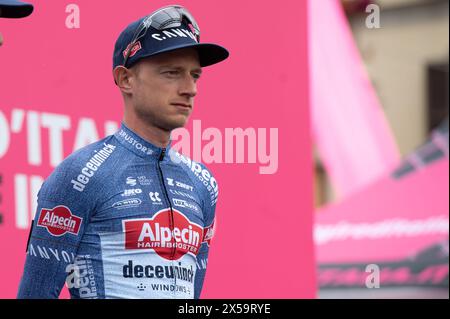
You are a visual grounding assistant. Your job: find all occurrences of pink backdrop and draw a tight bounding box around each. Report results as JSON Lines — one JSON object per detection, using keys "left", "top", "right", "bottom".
{"left": 0, "top": 0, "right": 315, "bottom": 298}
{"left": 309, "top": 0, "right": 400, "bottom": 200}
{"left": 316, "top": 158, "right": 449, "bottom": 263}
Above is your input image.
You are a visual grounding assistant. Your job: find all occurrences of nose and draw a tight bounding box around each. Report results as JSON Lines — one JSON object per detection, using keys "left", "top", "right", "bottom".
{"left": 178, "top": 74, "right": 197, "bottom": 98}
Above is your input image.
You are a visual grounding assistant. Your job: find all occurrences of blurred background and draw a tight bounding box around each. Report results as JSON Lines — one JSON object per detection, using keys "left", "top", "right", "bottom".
{"left": 315, "top": 0, "right": 448, "bottom": 204}
{"left": 314, "top": 0, "right": 448, "bottom": 299}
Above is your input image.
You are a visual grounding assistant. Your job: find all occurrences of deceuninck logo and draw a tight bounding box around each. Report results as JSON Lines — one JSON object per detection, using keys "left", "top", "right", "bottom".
{"left": 37, "top": 205, "right": 82, "bottom": 236}
{"left": 123, "top": 209, "right": 204, "bottom": 260}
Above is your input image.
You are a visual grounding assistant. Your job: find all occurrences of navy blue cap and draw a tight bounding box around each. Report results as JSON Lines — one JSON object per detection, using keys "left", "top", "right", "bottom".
{"left": 0, "top": 0, "right": 33, "bottom": 18}
{"left": 113, "top": 15, "right": 229, "bottom": 69}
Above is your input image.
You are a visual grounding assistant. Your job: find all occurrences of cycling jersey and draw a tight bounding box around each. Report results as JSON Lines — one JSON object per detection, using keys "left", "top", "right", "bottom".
{"left": 17, "top": 122, "right": 218, "bottom": 299}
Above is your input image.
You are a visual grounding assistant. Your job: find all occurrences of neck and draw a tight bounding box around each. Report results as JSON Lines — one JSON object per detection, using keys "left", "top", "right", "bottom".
{"left": 123, "top": 113, "right": 171, "bottom": 149}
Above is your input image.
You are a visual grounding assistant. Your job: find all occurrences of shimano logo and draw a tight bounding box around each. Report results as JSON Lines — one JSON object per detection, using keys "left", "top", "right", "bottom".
{"left": 71, "top": 143, "right": 116, "bottom": 192}
{"left": 126, "top": 177, "right": 137, "bottom": 186}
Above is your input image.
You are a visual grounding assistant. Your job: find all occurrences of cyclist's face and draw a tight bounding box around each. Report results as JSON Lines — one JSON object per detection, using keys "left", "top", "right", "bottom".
{"left": 130, "top": 48, "right": 202, "bottom": 131}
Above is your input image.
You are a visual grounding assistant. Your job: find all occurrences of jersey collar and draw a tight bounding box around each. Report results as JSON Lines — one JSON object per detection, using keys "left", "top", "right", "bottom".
{"left": 113, "top": 122, "right": 172, "bottom": 160}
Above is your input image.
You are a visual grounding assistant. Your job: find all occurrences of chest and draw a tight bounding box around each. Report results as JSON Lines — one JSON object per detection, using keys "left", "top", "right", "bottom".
{"left": 91, "top": 161, "right": 205, "bottom": 231}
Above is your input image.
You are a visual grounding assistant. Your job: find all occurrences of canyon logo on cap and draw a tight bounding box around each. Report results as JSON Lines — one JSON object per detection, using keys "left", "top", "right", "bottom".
{"left": 113, "top": 5, "right": 229, "bottom": 70}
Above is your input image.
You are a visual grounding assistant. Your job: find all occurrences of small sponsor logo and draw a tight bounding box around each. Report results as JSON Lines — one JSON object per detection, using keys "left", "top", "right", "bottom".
{"left": 137, "top": 283, "right": 147, "bottom": 291}
{"left": 126, "top": 177, "right": 137, "bottom": 186}
{"left": 123, "top": 41, "right": 142, "bottom": 58}
{"left": 112, "top": 198, "right": 142, "bottom": 210}
{"left": 117, "top": 129, "right": 153, "bottom": 155}
{"left": 137, "top": 176, "right": 152, "bottom": 186}
{"left": 122, "top": 189, "right": 142, "bottom": 197}
{"left": 203, "top": 219, "right": 216, "bottom": 246}
{"left": 173, "top": 198, "right": 200, "bottom": 214}
{"left": 123, "top": 209, "right": 203, "bottom": 260}
{"left": 37, "top": 206, "right": 82, "bottom": 236}
{"left": 167, "top": 178, "right": 174, "bottom": 186}
{"left": 166, "top": 178, "right": 194, "bottom": 192}
{"left": 149, "top": 192, "right": 162, "bottom": 204}
{"left": 169, "top": 189, "right": 196, "bottom": 201}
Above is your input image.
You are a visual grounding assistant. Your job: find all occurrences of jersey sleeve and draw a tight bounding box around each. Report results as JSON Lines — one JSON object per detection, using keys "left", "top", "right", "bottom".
{"left": 194, "top": 165, "right": 219, "bottom": 299}
{"left": 17, "top": 156, "right": 96, "bottom": 299}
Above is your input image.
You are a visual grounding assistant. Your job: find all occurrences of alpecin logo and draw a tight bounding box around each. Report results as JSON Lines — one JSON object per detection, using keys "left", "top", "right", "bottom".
{"left": 123, "top": 209, "right": 203, "bottom": 260}
{"left": 37, "top": 205, "right": 82, "bottom": 236}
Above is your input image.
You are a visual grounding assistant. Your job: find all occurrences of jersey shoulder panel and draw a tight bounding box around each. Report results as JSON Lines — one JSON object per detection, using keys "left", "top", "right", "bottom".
{"left": 38, "top": 135, "right": 119, "bottom": 204}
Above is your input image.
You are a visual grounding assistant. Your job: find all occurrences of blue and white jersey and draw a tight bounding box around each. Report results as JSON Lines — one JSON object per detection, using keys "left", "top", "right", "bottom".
{"left": 17, "top": 123, "right": 218, "bottom": 299}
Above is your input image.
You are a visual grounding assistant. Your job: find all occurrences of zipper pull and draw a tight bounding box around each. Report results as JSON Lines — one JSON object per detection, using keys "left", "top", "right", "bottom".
{"left": 159, "top": 148, "right": 166, "bottom": 161}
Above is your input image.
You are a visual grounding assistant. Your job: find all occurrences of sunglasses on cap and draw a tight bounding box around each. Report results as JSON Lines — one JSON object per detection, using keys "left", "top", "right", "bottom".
{"left": 122, "top": 5, "right": 200, "bottom": 68}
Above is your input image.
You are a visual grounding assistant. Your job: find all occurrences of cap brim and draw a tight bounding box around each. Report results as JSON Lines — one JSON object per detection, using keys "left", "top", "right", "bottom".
{"left": 136, "top": 42, "right": 229, "bottom": 68}
{"left": 0, "top": 1, "right": 33, "bottom": 18}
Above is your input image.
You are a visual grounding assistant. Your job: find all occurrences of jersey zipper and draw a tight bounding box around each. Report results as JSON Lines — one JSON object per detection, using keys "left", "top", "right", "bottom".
{"left": 157, "top": 148, "right": 176, "bottom": 260}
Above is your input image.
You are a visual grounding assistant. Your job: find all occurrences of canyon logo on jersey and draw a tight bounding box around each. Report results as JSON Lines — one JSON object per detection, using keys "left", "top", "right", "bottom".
{"left": 123, "top": 209, "right": 204, "bottom": 260}
{"left": 37, "top": 206, "right": 82, "bottom": 236}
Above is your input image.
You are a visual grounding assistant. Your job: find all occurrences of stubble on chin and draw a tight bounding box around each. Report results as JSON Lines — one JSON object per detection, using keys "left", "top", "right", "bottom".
{"left": 135, "top": 104, "right": 187, "bottom": 132}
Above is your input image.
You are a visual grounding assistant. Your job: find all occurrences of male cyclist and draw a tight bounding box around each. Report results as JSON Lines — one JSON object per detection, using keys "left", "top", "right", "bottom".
{"left": 17, "top": 4, "right": 228, "bottom": 299}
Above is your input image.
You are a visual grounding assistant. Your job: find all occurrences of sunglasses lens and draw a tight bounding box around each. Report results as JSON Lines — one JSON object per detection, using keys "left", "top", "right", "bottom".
{"left": 180, "top": 8, "right": 200, "bottom": 34}
{"left": 151, "top": 8, "right": 182, "bottom": 29}
{"left": 154, "top": 6, "right": 200, "bottom": 38}
{"left": 123, "top": 6, "right": 201, "bottom": 66}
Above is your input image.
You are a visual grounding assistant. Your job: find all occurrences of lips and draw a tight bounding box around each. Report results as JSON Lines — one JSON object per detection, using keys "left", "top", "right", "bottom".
{"left": 171, "top": 102, "right": 192, "bottom": 115}
{"left": 171, "top": 102, "right": 191, "bottom": 109}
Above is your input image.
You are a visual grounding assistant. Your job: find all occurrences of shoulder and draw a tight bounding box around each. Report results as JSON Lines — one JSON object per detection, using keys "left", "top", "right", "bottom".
{"left": 169, "top": 149, "right": 219, "bottom": 208}
{"left": 39, "top": 135, "right": 120, "bottom": 201}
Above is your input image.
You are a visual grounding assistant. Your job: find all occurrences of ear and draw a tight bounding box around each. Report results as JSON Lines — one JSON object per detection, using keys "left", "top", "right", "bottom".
{"left": 113, "top": 66, "right": 134, "bottom": 94}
